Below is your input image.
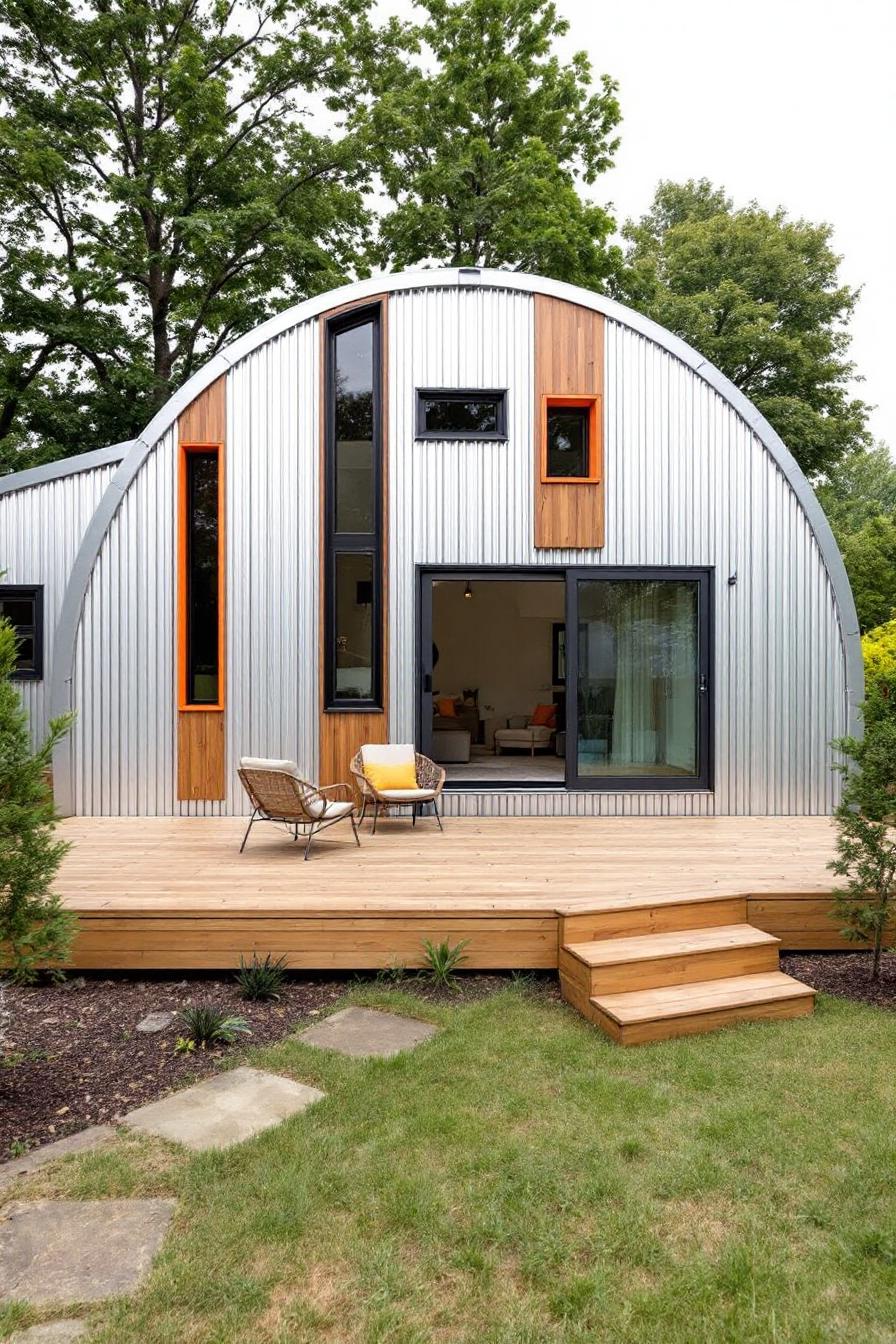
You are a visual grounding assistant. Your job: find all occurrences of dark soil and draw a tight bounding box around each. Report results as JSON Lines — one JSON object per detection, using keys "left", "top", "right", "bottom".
{"left": 0, "top": 970, "right": 548, "bottom": 1159}
{"left": 781, "top": 950, "right": 896, "bottom": 1010}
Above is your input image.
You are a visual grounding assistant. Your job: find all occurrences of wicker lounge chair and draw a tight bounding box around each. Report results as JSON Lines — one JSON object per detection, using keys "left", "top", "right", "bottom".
{"left": 350, "top": 743, "right": 446, "bottom": 833}
{"left": 237, "top": 757, "right": 360, "bottom": 860}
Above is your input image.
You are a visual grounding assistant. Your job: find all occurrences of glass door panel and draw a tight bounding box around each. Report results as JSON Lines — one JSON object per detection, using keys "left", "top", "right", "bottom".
{"left": 567, "top": 572, "right": 710, "bottom": 789}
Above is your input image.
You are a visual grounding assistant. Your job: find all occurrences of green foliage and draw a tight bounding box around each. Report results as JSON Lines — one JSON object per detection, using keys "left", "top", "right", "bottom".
{"left": 862, "top": 621, "right": 896, "bottom": 686}
{"left": 421, "top": 936, "right": 469, "bottom": 989}
{"left": 235, "top": 951, "right": 288, "bottom": 1001}
{"left": 838, "top": 517, "right": 896, "bottom": 631}
{"left": 373, "top": 0, "right": 621, "bottom": 286}
{"left": 830, "top": 673, "right": 896, "bottom": 979}
{"left": 818, "top": 445, "right": 896, "bottom": 631}
{"left": 179, "top": 1004, "right": 251, "bottom": 1047}
{"left": 0, "top": 618, "right": 75, "bottom": 984}
{"left": 617, "top": 179, "right": 870, "bottom": 478}
{"left": 0, "top": 0, "right": 407, "bottom": 471}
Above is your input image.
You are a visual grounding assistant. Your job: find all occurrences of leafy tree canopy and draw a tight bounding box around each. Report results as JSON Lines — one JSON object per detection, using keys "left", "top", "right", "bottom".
{"left": 617, "top": 179, "right": 870, "bottom": 478}
{"left": 372, "top": 0, "right": 622, "bottom": 287}
{"left": 816, "top": 442, "right": 896, "bottom": 535}
{"left": 837, "top": 515, "right": 896, "bottom": 632}
{"left": 862, "top": 619, "right": 896, "bottom": 687}
{"left": 0, "top": 0, "right": 406, "bottom": 472}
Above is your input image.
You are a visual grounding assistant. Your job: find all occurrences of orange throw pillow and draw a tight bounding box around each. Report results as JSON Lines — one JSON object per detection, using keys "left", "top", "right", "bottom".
{"left": 436, "top": 697, "right": 457, "bottom": 717}
{"left": 531, "top": 703, "right": 557, "bottom": 728}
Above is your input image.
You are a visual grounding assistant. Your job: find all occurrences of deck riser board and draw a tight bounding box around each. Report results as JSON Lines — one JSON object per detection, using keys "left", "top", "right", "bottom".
{"left": 588, "top": 944, "right": 780, "bottom": 994}
{"left": 561, "top": 897, "right": 748, "bottom": 945}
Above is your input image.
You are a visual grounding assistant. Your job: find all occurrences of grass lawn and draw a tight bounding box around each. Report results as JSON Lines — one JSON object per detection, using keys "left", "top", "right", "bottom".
{"left": 2, "top": 981, "right": 895, "bottom": 1343}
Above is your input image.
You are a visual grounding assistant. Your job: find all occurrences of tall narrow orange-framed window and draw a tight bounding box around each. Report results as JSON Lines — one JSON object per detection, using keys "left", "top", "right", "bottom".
{"left": 541, "top": 395, "right": 602, "bottom": 483}
{"left": 178, "top": 442, "right": 224, "bottom": 709}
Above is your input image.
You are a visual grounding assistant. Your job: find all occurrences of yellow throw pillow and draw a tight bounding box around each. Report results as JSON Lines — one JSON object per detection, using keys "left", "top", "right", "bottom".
{"left": 363, "top": 759, "right": 418, "bottom": 791}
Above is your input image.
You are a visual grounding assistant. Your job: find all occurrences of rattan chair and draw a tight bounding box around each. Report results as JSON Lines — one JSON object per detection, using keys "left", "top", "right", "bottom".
{"left": 237, "top": 757, "right": 360, "bottom": 860}
{"left": 350, "top": 744, "right": 446, "bottom": 833}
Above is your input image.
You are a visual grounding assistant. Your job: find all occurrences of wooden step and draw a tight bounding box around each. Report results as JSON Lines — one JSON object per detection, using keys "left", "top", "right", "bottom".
{"left": 560, "top": 924, "right": 780, "bottom": 994}
{"left": 560, "top": 894, "right": 748, "bottom": 946}
{"left": 574, "top": 971, "right": 815, "bottom": 1046}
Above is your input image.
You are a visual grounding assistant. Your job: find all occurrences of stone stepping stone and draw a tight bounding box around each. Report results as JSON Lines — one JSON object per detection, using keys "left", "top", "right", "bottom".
{"left": 136, "top": 1010, "right": 177, "bottom": 1033}
{"left": 9, "top": 1321, "right": 88, "bottom": 1341}
{"left": 123, "top": 1066, "right": 324, "bottom": 1151}
{"left": 298, "top": 1006, "right": 437, "bottom": 1058}
{"left": 0, "top": 1198, "right": 175, "bottom": 1306}
{"left": 0, "top": 1126, "right": 116, "bottom": 1193}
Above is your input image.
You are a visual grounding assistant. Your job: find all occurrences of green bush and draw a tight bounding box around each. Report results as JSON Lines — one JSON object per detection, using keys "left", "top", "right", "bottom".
{"left": 0, "top": 617, "right": 75, "bottom": 984}
{"left": 861, "top": 619, "right": 896, "bottom": 687}
{"left": 421, "top": 937, "right": 469, "bottom": 989}
{"left": 830, "top": 670, "right": 896, "bottom": 978}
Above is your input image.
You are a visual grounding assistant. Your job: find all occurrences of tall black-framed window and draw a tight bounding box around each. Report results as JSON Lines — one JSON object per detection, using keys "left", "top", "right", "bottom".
{"left": 416, "top": 389, "right": 507, "bottom": 440}
{"left": 0, "top": 584, "right": 43, "bottom": 680}
{"left": 325, "top": 303, "right": 383, "bottom": 709}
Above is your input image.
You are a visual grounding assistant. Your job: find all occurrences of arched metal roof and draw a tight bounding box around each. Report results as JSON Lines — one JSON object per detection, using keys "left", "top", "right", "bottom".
{"left": 47, "top": 267, "right": 862, "bottom": 810}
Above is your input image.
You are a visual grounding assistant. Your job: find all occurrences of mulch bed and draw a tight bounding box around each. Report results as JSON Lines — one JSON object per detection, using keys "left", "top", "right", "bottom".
{"left": 0, "top": 970, "right": 548, "bottom": 1159}
{"left": 781, "top": 950, "right": 896, "bottom": 1010}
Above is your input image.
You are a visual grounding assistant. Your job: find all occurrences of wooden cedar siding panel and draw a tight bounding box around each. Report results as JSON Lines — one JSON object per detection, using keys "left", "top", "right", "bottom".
{"left": 319, "top": 295, "right": 389, "bottom": 787}
{"left": 534, "top": 295, "right": 605, "bottom": 548}
{"left": 176, "top": 376, "right": 226, "bottom": 801}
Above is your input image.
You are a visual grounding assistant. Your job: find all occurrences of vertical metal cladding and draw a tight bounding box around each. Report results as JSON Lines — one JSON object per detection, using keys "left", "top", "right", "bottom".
{"left": 0, "top": 464, "right": 116, "bottom": 745}
{"left": 388, "top": 289, "right": 847, "bottom": 816}
{"left": 69, "top": 319, "right": 319, "bottom": 815}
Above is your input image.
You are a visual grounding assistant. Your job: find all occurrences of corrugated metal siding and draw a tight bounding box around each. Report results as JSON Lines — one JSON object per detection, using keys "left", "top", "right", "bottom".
{"left": 69, "top": 321, "right": 319, "bottom": 815}
{"left": 0, "top": 464, "right": 116, "bottom": 744}
{"left": 388, "top": 290, "right": 846, "bottom": 816}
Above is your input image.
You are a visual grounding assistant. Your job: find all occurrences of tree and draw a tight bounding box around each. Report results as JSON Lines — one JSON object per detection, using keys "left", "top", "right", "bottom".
{"left": 837, "top": 516, "right": 896, "bottom": 631}
{"left": 830, "top": 673, "right": 896, "bottom": 979}
{"left": 617, "top": 180, "right": 870, "bottom": 479}
{"left": 0, "top": 0, "right": 406, "bottom": 473}
{"left": 0, "top": 619, "right": 75, "bottom": 984}
{"left": 373, "top": 0, "right": 622, "bottom": 287}
{"left": 816, "top": 443, "right": 896, "bottom": 536}
{"left": 862, "top": 620, "right": 896, "bottom": 687}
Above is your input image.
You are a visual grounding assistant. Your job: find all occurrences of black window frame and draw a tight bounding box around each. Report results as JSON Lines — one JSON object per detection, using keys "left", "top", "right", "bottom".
{"left": 0, "top": 583, "right": 44, "bottom": 681}
{"left": 325, "top": 303, "right": 384, "bottom": 711}
{"left": 415, "top": 388, "right": 507, "bottom": 441}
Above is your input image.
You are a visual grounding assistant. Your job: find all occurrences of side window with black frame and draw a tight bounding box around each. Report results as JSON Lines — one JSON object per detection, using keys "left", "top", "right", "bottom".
{"left": 0, "top": 584, "right": 43, "bottom": 680}
{"left": 416, "top": 389, "right": 506, "bottom": 440}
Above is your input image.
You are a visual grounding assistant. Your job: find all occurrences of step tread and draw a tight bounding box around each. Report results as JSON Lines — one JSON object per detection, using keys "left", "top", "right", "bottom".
{"left": 564, "top": 923, "right": 779, "bottom": 968}
{"left": 591, "top": 971, "right": 815, "bottom": 1026}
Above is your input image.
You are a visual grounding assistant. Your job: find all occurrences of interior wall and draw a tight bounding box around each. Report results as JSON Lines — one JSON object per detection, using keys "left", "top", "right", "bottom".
{"left": 432, "top": 580, "right": 564, "bottom": 729}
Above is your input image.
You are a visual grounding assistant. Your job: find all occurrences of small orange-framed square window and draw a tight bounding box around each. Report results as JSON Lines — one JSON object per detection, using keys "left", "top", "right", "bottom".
{"left": 541, "top": 394, "right": 602, "bottom": 484}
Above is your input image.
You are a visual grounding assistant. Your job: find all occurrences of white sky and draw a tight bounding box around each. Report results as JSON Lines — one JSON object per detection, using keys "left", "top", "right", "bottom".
{"left": 563, "top": 0, "right": 896, "bottom": 450}
{"left": 382, "top": 0, "right": 896, "bottom": 449}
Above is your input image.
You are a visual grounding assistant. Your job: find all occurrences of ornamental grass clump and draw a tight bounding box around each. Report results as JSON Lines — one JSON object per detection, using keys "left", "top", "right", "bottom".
{"left": 236, "top": 952, "right": 288, "bottom": 1000}
{"left": 179, "top": 1005, "right": 251, "bottom": 1048}
{"left": 421, "top": 937, "right": 469, "bottom": 990}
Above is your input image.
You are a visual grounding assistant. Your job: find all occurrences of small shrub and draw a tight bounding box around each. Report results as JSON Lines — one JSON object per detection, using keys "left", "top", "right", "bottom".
{"left": 421, "top": 937, "right": 469, "bottom": 989}
{"left": 236, "top": 952, "right": 288, "bottom": 1000}
{"left": 375, "top": 958, "right": 408, "bottom": 985}
{"left": 179, "top": 1005, "right": 251, "bottom": 1048}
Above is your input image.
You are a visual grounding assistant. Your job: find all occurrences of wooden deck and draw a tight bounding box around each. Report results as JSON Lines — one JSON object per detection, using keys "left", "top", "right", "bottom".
{"left": 55, "top": 815, "right": 848, "bottom": 971}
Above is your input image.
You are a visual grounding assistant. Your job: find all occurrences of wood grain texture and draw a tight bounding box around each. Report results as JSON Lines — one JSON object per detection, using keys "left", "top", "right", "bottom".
{"left": 50, "top": 815, "right": 852, "bottom": 970}
{"left": 177, "top": 712, "right": 225, "bottom": 801}
{"left": 176, "top": 376, "right": 226, "bottom": 800}
{"left": 318, "top": 296, "right": 389, "bottom": 787}
{"left": 534, "top": 295, "right": 605, "bottom": 548}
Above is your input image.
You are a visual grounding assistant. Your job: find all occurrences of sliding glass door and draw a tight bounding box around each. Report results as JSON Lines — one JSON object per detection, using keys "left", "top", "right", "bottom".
{"left": 565, "top": 569, "right": 711, "bottom": 790}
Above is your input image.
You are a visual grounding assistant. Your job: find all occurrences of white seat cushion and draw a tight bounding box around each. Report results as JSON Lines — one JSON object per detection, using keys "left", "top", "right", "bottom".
{"left": 361, "top": 743, "right": 416, "bottom": 769}
{"left": 239, "top": 756, "right": 300, "bottom": 776}
{"left": 305, "top": 798, "right": 355, "bottom": 821}
{"left": 494, "top": 727, "right": 553, "bottom": 744}
{"left": 377, "top": 788, "right": 438, "bottom": 802}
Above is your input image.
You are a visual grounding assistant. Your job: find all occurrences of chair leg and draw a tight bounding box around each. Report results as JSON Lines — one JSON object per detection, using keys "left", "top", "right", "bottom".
{"left": 351, "top": 814, "right": 361, "bottom": 847}
{"left": 412, "top": 805, "right": 417, "bottom": 828}
{"left": 433, "top": 798, "right": 443, "bottom": 832}
{"left": 239, "top": 810, "right": 258, "bottom": 853}
{"left": 372, "top": 800, "right": 379, "bottom": 834}
{"left": 303, "top": 822, "right": 317, "bottom": 861}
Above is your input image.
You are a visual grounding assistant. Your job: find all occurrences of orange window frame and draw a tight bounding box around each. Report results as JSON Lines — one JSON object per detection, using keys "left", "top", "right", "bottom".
{"left": 540, "top": 394, "right": 602, "bottom": 484}
{"left": 177, "top": 441, "right": 225, "bottom": 711}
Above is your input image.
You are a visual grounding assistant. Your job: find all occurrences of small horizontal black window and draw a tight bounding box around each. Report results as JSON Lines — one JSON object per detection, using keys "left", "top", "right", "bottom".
{"left": 0, "top": 584, "right": 43, "bottom": 680}
{"left": 416, "top": 389, "right": 507, "bottom": 440}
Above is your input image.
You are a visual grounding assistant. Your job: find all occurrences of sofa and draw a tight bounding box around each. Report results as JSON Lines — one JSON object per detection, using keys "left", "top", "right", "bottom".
{"left": 494, "top": 712, "right": 556, "bottom": 757}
